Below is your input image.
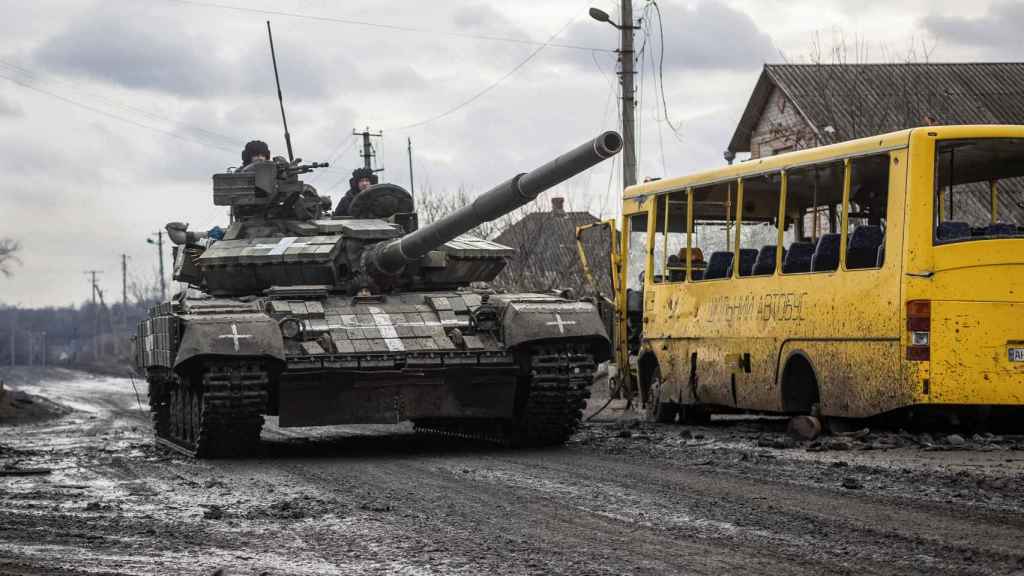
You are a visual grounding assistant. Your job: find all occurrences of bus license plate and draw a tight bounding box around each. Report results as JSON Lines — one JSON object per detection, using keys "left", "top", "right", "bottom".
{"left": 1010, "top": 348, "right": 1024, "bottom": 363}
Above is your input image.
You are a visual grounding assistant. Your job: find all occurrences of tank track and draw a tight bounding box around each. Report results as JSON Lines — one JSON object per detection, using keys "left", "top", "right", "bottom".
{"left": 151, "top": 360, "right": 268, "bottom": 458}
{"left": 414, "top": 343, "right": 595, "bottom": 447}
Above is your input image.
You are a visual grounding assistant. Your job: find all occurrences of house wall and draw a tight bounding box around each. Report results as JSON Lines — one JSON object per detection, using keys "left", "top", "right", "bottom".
{"left": 749, "top": 86, "right": 819, "bottom": 159}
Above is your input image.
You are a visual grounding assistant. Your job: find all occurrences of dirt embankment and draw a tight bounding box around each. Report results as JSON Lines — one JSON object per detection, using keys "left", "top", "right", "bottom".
{"left": 0, "top": 368, "right": 71, "bottom": 425}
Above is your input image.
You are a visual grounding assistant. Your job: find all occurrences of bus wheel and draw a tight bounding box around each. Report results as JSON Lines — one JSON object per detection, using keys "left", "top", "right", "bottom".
{"left": 679, "top": 405, "right": 711, "bottom": 425}
{"left": 781, "top": 354, "right": 820, "bottom": 414}
{"left": 645, "top": 367, "right": 678, "bottom": 423}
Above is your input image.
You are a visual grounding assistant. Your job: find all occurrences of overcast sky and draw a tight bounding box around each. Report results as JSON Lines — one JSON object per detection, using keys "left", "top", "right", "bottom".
{"left": 0, "top": 0, "right": 1018, "bottom": 307}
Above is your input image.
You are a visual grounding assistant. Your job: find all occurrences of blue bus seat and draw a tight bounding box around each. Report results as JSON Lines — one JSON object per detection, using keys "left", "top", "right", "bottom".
{"left": 752, "top": 245, "right": 778, "bottom": 276}
{"left": 810, "top": 234, "right": 841, "bottom": 272}
{"left": 730, "top": 248, "right": 758, "bottom": 277}
{"left": 782, "top": 242, "right": 815, "bottom": 273}
{"left": 847, "top": 225, "right": 884, "bottom": 269}
{"left": 703, "top": 251, "right": 733, "bottom": 280}
{"left": 984, "top": 222, "right": 1019, "bottom": 237}
{"left": 936, "top": 221, "right": 970, "bottom": 242}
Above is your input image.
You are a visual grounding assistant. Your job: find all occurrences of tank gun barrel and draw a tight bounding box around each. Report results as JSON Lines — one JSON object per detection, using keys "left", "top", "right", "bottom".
{"left": 371, "top": 131, "right": 622, "bottom": 275}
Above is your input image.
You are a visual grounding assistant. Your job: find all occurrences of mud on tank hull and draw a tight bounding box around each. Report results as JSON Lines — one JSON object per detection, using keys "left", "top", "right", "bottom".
{"left": 137, "top": 290, "right": 610, "bottom": 457}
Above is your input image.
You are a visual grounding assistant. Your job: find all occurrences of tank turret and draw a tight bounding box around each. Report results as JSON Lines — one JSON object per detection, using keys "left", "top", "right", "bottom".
{"left": 178, "top": 132, "right": 622, "bottom": 297}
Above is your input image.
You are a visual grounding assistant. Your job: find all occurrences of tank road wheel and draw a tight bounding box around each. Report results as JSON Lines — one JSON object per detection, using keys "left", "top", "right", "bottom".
{"left": 645, "top": 367, "right": 678, "bottom": 424}
{"left": 507, "top": 343, "right": 596, "bottom": 447}
{"left": 156, "top": 361, "right": 268, "bottom": 458}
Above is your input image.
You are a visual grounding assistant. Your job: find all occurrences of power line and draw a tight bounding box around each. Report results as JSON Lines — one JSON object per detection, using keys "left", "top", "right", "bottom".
{"left": 319, "top": 137, "right": 364, "bottom": 192}
{"left": 650, "top": 1, "right": 683, "bottom": 141}
{"left": 0, "top": 59, "right": 239, "bottom": 149}
{"left": 394, "top": 4, "right": 588, "bottom": 131}
{"left": 0, "top": 69, "right": 236, "bottom": 153}
{"left": 163, "top": 0, "right": 612, "bottom": 53}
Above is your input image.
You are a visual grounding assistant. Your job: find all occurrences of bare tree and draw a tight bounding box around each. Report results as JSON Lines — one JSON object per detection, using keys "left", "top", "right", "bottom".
{"left": 0, "top": 238, "right": 20, "bottom": 277}
{"left": 786, "top": 29, "right": 940, "bottom": 145}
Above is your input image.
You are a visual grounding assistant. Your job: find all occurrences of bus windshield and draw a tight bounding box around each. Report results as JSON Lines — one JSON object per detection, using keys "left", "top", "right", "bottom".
{"left": 935, "top": 139, "right": 1024, "bottom": 244}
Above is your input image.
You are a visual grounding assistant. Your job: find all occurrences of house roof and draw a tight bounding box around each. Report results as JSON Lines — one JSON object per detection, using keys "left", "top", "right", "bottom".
{"left": 728, "top": 63, "right": 1024, "bottom": 154}
{"left": 491, "top": 209, "right": 612, "bottom": 297}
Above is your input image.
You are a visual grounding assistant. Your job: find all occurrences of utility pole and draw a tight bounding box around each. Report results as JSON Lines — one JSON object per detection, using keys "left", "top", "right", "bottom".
{"left": 620, "top": 0, "right": 637, "bottom": 189}
{"left": 84, "top": 270, "right": 104, "bottom": 360}
{"left": 147, "top": 232, "right": 166, "bottom": 301}
{"left": 9, "top": 308, "right": 15, "bottom": 367}
{"left": 407, "top": 137, "right": 415, "bottom": 206}
{"left": 352, "top": 127, "right": 383, "bottom": 172}
{"left": 590, "top": 2, "right": 639, "bottom": 189}
{"left": 121, "top": 253, "right": 129, "bottom": 331}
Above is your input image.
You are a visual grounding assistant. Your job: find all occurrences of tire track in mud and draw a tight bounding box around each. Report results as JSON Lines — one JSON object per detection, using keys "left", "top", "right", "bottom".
{"left": 461, "top": 450, "right": 1024, "bottom": 575}
{"left": 265, "top": 454, "right": 824, "bottom": 575}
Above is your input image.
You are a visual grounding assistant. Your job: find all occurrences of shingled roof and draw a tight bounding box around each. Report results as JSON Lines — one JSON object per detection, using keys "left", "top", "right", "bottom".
{"left": 491, "top": 198, "right": 612, "bottom": 297}
{"left": 728, "top": 63, "right": 1024, "bottom": 154}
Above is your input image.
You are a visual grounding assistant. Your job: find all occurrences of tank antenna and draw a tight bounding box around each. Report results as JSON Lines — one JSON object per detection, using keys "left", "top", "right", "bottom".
{"left": 266, "top": 21, "right": 294, "bottom": 163}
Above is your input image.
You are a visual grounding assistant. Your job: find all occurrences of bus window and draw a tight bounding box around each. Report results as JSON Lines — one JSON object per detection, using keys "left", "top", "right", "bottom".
{"left": 935, "top": 139, "right": 1024, "bottom": 244}
{"left": 626, "top": 213, "right": 649, "bottom": 291}
{"left": 846, "top": 154, "right": 890, "bottom": 269}
{"left": 739, "top": 172, "right": 782, "bottom": 276}
{"left": 692, "top": 181, "right": 736, "bottom": 281}
{"left": 652, "top": 191, "right": 688, "bottom": 283}
{"left": 782, "top": 162, "right": 844, "bottom": 273}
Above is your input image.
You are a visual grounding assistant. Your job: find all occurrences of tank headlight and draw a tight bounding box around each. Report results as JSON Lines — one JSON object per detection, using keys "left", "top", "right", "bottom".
{"left": 279, "top": 317, "right": 302, "bottom": 339}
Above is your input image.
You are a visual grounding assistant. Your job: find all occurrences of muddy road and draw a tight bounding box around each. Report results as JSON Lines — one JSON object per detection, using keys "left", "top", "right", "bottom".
{"left": 1, "top": 368, "right": 1023, "bottom": 575}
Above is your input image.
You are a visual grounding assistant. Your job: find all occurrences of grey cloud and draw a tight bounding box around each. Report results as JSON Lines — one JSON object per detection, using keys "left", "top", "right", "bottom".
{"left": 0, "top": 91, "right": 21, "bottom": 117}
{"left": 452, "top": 2, "right": 524, "bottom": 36}
{"left": 922, "top": 2, "right": 1024, "bottom": 53}
{"left": 33, "top": 7, "right": 222, "bottom": 97}
{"left": 374, "top": 65, "right": 429, "bottom": 92}
{"left": 31, "top": 4, "right": 355, "bottom": 100}
{"left": 560, "top": 0, "right": 776, "bottom": 72}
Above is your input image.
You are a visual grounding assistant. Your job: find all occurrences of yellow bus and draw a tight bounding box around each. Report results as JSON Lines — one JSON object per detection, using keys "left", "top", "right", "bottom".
{"left": 596, "top": 125, "right": 1024, "bottom": 430}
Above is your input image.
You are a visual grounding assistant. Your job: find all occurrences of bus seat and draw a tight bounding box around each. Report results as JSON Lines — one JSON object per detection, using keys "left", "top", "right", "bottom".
{"left": 983, "top": 222, "right": 1019, "bottom": 237}
{"left": 876, "top": 244, "right": 885, "bottom": 267}
{"left": 703, "top": 251, "right": 733, "bottom": 280}
{"left": 810, "top": 234, "right": 841, "bottom": 272}
{"left": 667, "top": 254, "right": 684, "bottom": 281}
{"left": 936, "top": 221, "right": 970, "bottom": 242}
{"left": 847, "top": 225, "right": 884, "bottom": 269}
{"left": 782, "top": 242, "right": 815, "bottom": 273}
{"left": 730, "top": 248, "right": 758, "bottom": 277}
{"left": 752, "top": 245, "right": 778, "bottom": 276}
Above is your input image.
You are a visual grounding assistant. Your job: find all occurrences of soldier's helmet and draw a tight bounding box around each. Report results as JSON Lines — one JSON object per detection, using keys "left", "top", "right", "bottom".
{"left": 242, "top": 140, "right": 271, "bottom": 166}
{"left": 349, "top": 167, "right": 379, "bottom": 191}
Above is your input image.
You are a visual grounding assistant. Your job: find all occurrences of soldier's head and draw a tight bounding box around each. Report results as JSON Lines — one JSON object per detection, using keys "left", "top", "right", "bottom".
{"left": 242, "top": 140, "right": 271, "bottom": 166}
{"left": 350, "top": 168, "right": 378, "bottom": 193}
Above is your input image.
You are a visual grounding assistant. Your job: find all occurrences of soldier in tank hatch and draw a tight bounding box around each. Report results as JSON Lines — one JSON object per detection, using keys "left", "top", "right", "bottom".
{"left": 332, "top": 167, "right": 379, "bottom": 216}
{"left": 241, "top": 140, "right": 271, "bottom": 168}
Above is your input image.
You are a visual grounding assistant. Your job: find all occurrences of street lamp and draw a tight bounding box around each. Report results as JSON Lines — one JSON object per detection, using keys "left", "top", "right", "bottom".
{"left": 590, "top": 3, "right": 638, "bottom": 189}
{"left": 588, "top": 7, "right": 613, "bottom": 25}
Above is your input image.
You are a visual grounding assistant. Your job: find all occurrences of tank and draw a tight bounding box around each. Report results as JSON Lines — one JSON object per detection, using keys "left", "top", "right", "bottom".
{"left": 135, "top": 131, "right": 623, "bottom": 457}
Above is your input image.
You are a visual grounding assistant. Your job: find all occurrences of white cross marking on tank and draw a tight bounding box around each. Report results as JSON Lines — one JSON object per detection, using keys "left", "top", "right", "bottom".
{"left": 546, "top": 313, "right": 576, "bottom": 334}
{"left": 251, "top": 237, "right": 312, "bottom": 255}
{"left": 218, "top": 324, "right": 253, "bottom": 351}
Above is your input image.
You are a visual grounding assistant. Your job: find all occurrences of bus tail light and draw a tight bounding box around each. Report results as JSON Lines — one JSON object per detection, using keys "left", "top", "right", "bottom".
{"left": 906, "top": 300, "right": 930, "bottom": 361}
